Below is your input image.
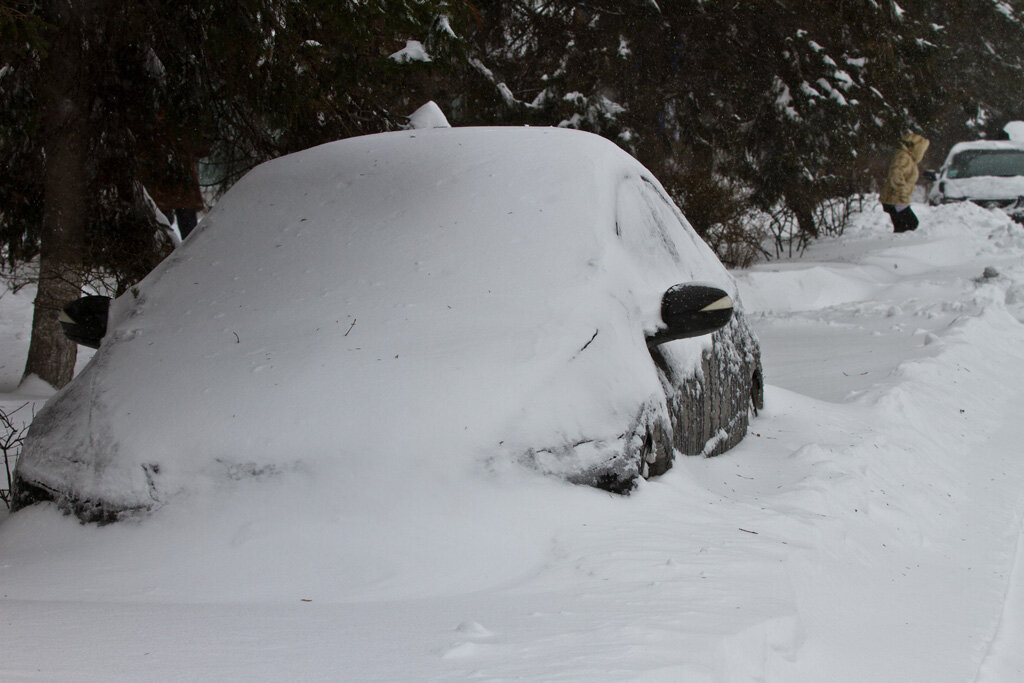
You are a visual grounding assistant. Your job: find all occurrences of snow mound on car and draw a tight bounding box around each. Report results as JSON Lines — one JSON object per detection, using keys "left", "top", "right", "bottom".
{"left": 16, "top": 127, "right": 733, "bottom": 517}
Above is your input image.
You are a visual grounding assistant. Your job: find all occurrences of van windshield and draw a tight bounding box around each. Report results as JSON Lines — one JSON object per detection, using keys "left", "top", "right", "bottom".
{"left": 948, "top": 149, "right": 1024, "bottom": 179}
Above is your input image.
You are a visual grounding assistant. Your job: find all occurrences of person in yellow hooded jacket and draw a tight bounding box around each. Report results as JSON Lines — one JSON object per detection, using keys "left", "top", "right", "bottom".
{"left": 880, "top": 133, "right": 930, "bottom": 233}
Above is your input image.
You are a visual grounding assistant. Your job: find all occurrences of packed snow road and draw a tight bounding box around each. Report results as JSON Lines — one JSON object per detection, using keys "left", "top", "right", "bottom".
{"left": 2, "top": 199, "right": 1024, "bottom": 681}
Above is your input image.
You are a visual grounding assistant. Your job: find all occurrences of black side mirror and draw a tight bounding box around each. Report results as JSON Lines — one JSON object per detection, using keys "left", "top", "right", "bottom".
{"left": 923, "top": 169, "right": 938, "bottom": 182}
{"left": 59, "top": 295, "right": 112, "bottom": 349}
{"left": 646, "top": 283, "right": 733, "bottom": 348}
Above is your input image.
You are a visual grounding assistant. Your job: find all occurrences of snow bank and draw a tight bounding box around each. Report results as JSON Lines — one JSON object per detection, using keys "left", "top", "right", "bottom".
{"left": 4, "top": 189, "right": 1024, "bottom": 680}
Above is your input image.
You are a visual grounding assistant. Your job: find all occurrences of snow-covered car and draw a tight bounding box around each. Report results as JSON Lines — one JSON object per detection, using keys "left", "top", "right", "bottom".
{"left": 12, "top": 126, "right": 763, "bottom": 523}
{"left": 927, "top": 140, "right": 1024, "bottom": 207}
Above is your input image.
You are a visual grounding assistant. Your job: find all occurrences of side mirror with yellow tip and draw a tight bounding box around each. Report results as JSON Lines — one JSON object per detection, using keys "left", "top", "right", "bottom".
{"left": 59, "top": 295, "right": 112, "bottom": 349}
{"left": 646, "top": 283, "right": 733, "bottom": 348}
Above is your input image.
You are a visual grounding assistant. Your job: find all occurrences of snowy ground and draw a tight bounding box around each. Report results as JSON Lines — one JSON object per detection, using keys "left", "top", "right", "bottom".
{"left": 2, "top": 199, "right": 1024, "bottom": 682}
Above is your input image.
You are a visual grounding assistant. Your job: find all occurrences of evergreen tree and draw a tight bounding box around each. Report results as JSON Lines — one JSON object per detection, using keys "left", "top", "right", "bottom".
{"left": 0, "top": 0, "right": 459, "bottom": 388}
{"left": 450, "top": 0, "right": 1024, "bottom": 239}
{"left": 904, "top": 0, "right": 1024, "bottom": 147}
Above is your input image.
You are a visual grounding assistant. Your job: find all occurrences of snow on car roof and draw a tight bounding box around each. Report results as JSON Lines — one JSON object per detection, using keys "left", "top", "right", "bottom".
{"left": 945, "top": 139, "right": 1024, "bottom": 159}
{"left": 18, "top": 126, "right": 732, "bottom": 511}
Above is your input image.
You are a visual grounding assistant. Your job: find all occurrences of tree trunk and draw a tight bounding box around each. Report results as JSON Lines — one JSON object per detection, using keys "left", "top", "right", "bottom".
{"left": 23, "top": 236, "right": 84, "bottom": 389}
{"left": 786, "top": 194, "right": 819, "bottom": 239}
{"left": 21, "top": 3, "right": 94, "bottom": 389}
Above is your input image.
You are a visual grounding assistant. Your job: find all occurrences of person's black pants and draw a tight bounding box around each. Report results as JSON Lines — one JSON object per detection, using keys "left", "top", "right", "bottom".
{"left": 882, "top": 204, "right": 919, "bottom": 233}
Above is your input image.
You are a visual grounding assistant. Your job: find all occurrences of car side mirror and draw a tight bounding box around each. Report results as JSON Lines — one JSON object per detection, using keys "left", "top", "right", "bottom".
{"left": 923, "top": 169, "right": 938, "bottom": 181}
{"left": 646, "top": 283, "right": 733, "bottom": 348}
{"left": 59, "top": 295, "right": 112, "bottom": 349}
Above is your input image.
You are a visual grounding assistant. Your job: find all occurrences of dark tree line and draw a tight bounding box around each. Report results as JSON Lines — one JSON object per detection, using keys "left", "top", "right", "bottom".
{"left": 1, "top": 0, "right": 460, "bottom": 387}
{"left": 3, "top": 0, "right": 1024, "bottom": 388}
{"left": 449, "top": 1, "right": 1024, "bottom": 237}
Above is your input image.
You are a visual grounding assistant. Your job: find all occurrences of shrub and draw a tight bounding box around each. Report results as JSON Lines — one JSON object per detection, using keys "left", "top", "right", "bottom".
{"left": 1, "top": 403, "right": 31, "bottom": 510}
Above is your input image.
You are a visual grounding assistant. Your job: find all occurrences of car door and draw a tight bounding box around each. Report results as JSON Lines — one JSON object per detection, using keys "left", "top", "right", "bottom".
{"left": 614, "top": 174, "right": 763, "bottom": 458}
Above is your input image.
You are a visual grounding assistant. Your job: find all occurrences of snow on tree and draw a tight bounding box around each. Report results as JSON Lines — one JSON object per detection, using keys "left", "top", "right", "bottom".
{"left": 0, "top": 0, "right": 461, "bottom": 388}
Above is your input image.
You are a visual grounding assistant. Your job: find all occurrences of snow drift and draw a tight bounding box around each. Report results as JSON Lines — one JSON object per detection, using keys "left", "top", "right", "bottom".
{"left": 13, "top": 126, "right": 753, "bottom": 520}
